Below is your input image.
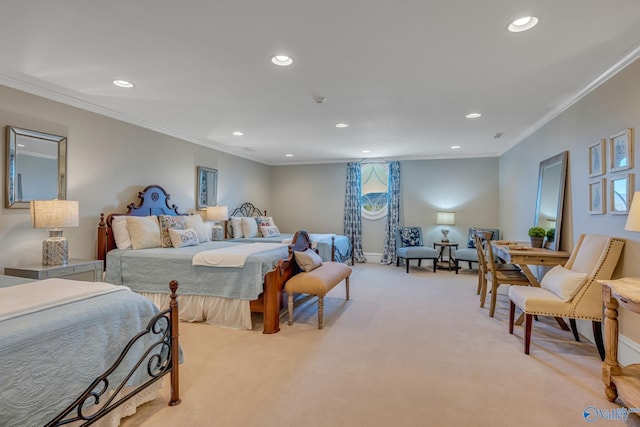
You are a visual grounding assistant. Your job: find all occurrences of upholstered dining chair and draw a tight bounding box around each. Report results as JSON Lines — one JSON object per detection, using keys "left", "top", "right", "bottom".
{"left": 395, "top": 226, "right": 438, "bottom": 273}
{"left": 477, "top": 233, "right": 530, "bottom": 317}
{"left": 508, "top": 234, "right": 625, "bottom": 359}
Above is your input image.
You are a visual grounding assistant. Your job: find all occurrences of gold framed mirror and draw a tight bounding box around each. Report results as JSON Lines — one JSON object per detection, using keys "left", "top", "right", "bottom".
{"left": 5, "top": 126, "right": 67, "bottom": 209}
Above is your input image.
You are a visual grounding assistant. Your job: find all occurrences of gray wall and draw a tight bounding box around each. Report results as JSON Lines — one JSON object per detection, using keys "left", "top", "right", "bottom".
{"left": 0, "top": 85, "right": 270, "bottom": 268}
{"left": 500, "top": 58, "right": 640, "bottom": 343}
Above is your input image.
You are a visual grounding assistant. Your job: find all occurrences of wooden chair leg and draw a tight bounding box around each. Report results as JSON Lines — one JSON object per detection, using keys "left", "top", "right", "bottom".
{"left": 509, "top": 301, "right": 515, "bottom": 334}
{"left": 396, "top": 257, "right": 400, "bottom": 267}
{"left": 345, "top": 277, "right": 350, "bottom": 300}
{"left": 406, "top": 259, "right": 410, "bottom": 273}
{"left": 593, "top": 321, "right": 605, "bottom": 361}
{"left": 476, "top": 272, "right": 482, "bottom": 295}
{"left": 524, "top": 313, "right": 533, "bottom": 354}
{"left": 569, "top": 319, "right": 580, "bottom": 342}
{"left": 318, "top": 296, "right": 324, "bottom": 329}
{"left": 432, "top": 259, "right": 436, "bottom": 273}
{"left": 287, "top": 293, "right": 294, "bottom": 326}
{"left": 455, "top": 259, "right": 459, "bottom": 274}
{"left": 418, "top": 259, "right": 422, "bottom": 267}
{"left": 479, "top": 278, "right": 488, "bottom": 308}
{"left": 489, "top": 282, "right": 499, "bottom": 317}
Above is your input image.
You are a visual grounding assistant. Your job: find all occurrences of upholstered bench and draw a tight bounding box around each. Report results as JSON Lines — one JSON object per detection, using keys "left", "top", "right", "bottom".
{"left": 285, "top": 234, "right": 352, "bottom": 329}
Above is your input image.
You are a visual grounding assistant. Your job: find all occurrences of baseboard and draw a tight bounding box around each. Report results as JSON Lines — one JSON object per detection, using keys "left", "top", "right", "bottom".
{"left": 619, "top": 334, "right": 640, "bottom": 366}
{"left": 363, "top": 252, "right": 382, "bottom": 263}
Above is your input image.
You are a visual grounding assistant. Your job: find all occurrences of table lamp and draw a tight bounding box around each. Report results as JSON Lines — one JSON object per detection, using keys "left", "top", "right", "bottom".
{"left": 625, "top": 192, "right": 640, "bottom": 232}
{"left": 206, "top": 205, "right": 229, "bottom": 240}
{"left": 30, "top": 200, "right": 79, "bottom": 265}
{"left": 436, "top": 211, "right": 455, "bottom": 242}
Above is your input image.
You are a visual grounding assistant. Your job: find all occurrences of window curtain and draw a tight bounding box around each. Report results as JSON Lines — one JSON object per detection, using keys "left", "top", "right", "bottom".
{"left": 380, "top": 161, "right": 400, "bottom": 265}
{"left": 344, "top": 162, "right": 366, "bottom": 263}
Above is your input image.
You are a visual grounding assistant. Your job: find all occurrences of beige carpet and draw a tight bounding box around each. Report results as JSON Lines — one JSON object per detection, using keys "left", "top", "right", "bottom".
{"left": 121, "top": 263, "right": 639, "bottom": 427}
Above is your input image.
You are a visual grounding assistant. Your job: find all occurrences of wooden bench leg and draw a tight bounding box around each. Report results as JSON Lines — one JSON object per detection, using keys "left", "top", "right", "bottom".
{"left": 345, "top": 277, "right": 350, "bottom": 301}
{"left": 318, "top": 296, "right": 324, "bottom": 329}
{"left": 288, "top": 293, "right": 294, "bottom": 326}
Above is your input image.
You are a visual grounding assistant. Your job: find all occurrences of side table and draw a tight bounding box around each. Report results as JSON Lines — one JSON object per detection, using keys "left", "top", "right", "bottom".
{"left": 4, "top": 259, "right": 104, "bottom": 282}
{"left": 433, "top": 242, "right": 458, "bottom": 271}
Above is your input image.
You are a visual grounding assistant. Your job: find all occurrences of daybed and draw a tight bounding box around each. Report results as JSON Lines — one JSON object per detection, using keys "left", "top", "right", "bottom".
{"left": 0, "top": 275, "right": 180, "bottom": 427}
{"left": 226, "top": 202, "right": 353, "bottom": 263}
{"left": 98, "top": 185, "right": 290, "bottom": 333}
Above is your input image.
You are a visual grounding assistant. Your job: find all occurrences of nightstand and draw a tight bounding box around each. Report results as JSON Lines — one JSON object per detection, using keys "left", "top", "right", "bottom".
{"left": 4, "top": 259, "right": 104, "bottom": 282}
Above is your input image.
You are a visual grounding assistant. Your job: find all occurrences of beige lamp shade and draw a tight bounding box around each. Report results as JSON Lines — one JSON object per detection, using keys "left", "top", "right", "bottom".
{"left": 436, "top": 211, "right": 455, "bottom": 225}
{"left": 30, "top": 200, "right": 79, "bottom": 229}
{"left": 625, "top": 192, "right": 640, "bottom": 232}
{"left": 206, "top": 205, "right": 229, "bottom": 222}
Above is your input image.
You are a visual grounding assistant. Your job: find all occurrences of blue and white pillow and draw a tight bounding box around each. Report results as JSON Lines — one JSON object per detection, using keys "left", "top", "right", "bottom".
{"left": 169, "top": 227, "right": 200, "bottom": 248}
{"left": 399, "top": 227, "right": 422, "bottom": 247}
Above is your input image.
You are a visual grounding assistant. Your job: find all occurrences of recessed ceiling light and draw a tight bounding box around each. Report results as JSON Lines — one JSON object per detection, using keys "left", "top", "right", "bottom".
{"left": 451, "top": 145, "right": 461, "bottom": 150}
{"left": 232, "top": 131, "right": 244, "bottom": 136}
{"left": 336, "top": 123, "right": 349, "bottom": 128}
{"left": 465, "top": 113, "right": 482, "bottom": 119}
{"left": 508, "top": 16, "right": 539, "bottom": 33}
{"left": 362, "top": 150, "right": 371, "bottom": 154}
{"left": 285, "top": 153, "right": 294, "bottom": 157}
{"left": 113, "top": 79, "right": 134, "bottom": 88}
{"left": 271, "top": 55, "right": 293, "bottom": 66}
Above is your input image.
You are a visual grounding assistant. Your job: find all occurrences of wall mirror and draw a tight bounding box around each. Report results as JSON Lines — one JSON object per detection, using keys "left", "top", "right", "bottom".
{"left": 534, "top": 151, "right": 568, "bottom": 251}
{"left": 5, "top": 126, "right": 67, "bottom": 209}
{"left": 196, "top": 166, "right": 218, "bottom": 210}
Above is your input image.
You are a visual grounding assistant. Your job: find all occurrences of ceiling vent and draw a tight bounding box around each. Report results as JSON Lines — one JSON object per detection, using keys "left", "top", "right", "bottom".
{"left": 493, "top": 132, "right": 503, "bottom": 139}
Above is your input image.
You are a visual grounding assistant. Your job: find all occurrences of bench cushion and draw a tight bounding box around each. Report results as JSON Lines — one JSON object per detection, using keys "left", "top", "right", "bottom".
{"left": 286, "top": 262, "right": 352, "bottom": 296}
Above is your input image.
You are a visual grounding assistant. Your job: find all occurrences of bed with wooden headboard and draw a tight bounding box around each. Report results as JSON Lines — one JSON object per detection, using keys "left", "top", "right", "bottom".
{"left": 97, "top": 185, "right": 292, "bottom": 334}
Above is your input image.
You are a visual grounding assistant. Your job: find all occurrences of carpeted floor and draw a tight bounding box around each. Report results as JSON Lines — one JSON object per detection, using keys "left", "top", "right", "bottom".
{"left": 120, "top": 263, "right": 640, "bottom": 427}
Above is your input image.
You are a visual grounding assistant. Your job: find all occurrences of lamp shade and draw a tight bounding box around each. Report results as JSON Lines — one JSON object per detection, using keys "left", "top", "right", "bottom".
{"left": 30, "top": 200, "right": 79, "bottom": 229}
{"left": 625, "top": 192, "right": 640, "bottom": 232}
{"left": 436, "top": 211, "right": 455, "bottom": 225}
{"left": 206, "top": 205, "right": 229, "bottom": 222}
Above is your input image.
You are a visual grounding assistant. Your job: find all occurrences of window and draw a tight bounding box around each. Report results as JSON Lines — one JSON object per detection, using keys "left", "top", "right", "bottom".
{"left": 361, "top": 162, "right": 388, "bottom": 219}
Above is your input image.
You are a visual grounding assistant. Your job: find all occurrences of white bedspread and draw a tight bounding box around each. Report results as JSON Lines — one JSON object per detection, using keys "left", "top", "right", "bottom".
{"left": 192, "top": 242, "right": 287, "bottom": 267}
{"left": 0, "top": 278, "right": 128, "bottom": 322}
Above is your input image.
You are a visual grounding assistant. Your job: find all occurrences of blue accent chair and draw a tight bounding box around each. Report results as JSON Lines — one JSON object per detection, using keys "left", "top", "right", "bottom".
{"left": 454, "top": 227, "right": 501, "bottom": 274}
{"left": 395, "top": 227, "right": 438, "bottom": 273}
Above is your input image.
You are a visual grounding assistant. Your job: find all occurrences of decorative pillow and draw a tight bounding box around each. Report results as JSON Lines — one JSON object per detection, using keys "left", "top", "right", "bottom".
{"left": 111, "top": 215, "right": 132, "bottom": 249}
{"left": 241, "top": 216, "right": 259, "bottom": 238}
{"left": 260, "top": 225, "right": 280, "bottom": 238}
{"left": 294, "top": 248, "right": 323, "bottom": 272}
{"left": 126, "top": 216, "right": 161, "bottom": 250}
{"left": 185, "top": 214, "right": 209, "bottom": 242}
{"left": 468, "top": 228, "right": 496, "bottom": 248}
{"left": 230, "top": 217, "right": 243, "bottom": 238}
{"left": 541, "top": 265, "right": 588, "bottom": 302}
{"left": 169, "top": 227, "right": 200, "bottom": 248}
{"left": 399, "top": 227, "right": 423, "bottom": 247}
{"left": 159, "top": 215, "right": 187, "bottom": 247}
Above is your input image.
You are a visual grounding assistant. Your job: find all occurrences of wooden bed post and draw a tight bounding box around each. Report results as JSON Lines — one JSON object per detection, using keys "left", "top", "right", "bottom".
{"left": 331, "top": 236, "right": 336, "bottom": 262}
{"left": 97, "top": 213, "right": 107, "bottom": 262}
{"left": 262, "top": 264, "right": 282, "bottom": 334}
{"left": 169, "top": 280, "right": 181, "bottom": 406}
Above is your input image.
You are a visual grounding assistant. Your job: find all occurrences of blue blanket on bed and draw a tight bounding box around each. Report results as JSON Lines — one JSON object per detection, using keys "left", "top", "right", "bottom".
{"left": 0, "top": 276, "right": 161, "bottom": 427}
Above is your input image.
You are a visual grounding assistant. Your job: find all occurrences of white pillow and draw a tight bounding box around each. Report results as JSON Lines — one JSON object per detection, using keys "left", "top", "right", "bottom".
{"left": 111, "top": 215, "right": 132, "bottom": 249}
{"left": 185, "top": 214, "right": 209, "bottom": 242}
{"left": 541, "top": 265, "right": 588, "bottom": 302}
{"left": 126, "top": 216, "right": 161, "bottom": 250}
{"left": 202, "top": 220, "right": 215, "bottom": 240}
{"left": 294, "top": 249, "right": 323, "bottom": 272}
{"left": 241, "top": 216, "right": 259, "bottom": 238}
{"left": 260, "top": 225, "right": 280, "bottom": 237}
{"left": 230, "top": 217, "right": 243, "bottom": 238}
{"left": 169, "top": 227, "right": 200, "bottom": 248}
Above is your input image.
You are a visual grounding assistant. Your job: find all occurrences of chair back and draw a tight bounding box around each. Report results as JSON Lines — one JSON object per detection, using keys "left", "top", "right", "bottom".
{"left": 466, "top": 227, "right": 500, "bottom": 249}
{"left": 474, "top": 231, "right": 492, "bottom": 276}
{"left": 396, "top": 226, "right": 424, "bottom": 248}
{"left": 564, "top": 234, "right": 625, "bottom": 318}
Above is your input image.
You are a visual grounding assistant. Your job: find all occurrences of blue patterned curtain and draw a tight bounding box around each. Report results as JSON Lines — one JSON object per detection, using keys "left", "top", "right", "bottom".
{"left": 380, "top": 161, "right": 400, "bottom": 264}
{"left": 344, "top": 162, "right": 366, "bottom": 263}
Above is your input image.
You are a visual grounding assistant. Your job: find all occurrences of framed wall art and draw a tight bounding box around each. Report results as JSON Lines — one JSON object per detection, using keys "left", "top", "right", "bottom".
{"left": 588, "top": 139, "right": 606, "bottom": 177}
{"left": 589, "top": 178, "right": 606, "bottom": 215}
{"left": 609, "top": 173, "right": 635, "bottom": 215}
{"left": 609, "top": 128, "right": 634, "bottom": 173}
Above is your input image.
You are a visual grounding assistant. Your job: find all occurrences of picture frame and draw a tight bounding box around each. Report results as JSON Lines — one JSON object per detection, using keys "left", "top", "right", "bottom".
{"left": 588, "top": 139, "right": 606, "bottom": 177}
{"left": 589, "top": 178, "right": 606, "bottom": 215}
{"left": 609, "top": 128, "right": 634, "bottom": 173}
{"left": 609, "top": 173, "right": 635, "bottom": 215}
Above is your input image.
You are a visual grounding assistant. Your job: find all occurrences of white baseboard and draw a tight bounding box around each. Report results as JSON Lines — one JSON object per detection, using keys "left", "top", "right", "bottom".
{"left": 619, "top": 334, "right": 640, "bottom": 366}
{"left": 363, "top": 252, "right": 382, "bottom": 263}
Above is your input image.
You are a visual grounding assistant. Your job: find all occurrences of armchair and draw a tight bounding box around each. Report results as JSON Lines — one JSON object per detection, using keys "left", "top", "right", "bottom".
{"left": 395, "top": 227, "right": 438, "bottom": 273}
{"left": 508, "top": 234, "right": 625, "bottom": 359}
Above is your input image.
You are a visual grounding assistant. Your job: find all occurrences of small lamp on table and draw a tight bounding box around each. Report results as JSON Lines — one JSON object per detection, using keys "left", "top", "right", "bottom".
{"left": 30, "top": 200, "right": 79, "bottom": 265}
{"left": 436, "top": 211, "right": 455, "bottom": 243}
{"left": 206, "top": 206, "right": 229, "bottom": 240}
